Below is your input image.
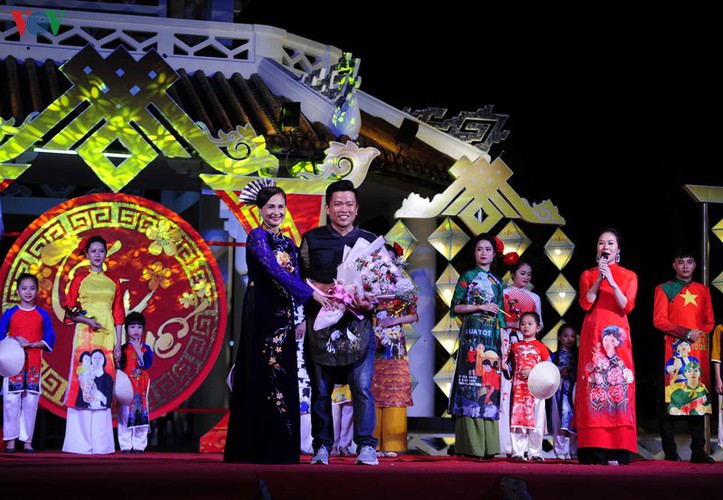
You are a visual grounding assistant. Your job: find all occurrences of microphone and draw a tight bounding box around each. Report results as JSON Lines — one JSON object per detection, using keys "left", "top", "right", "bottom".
{"left": 600, "top": 252, "right": 609, "bottom": 279}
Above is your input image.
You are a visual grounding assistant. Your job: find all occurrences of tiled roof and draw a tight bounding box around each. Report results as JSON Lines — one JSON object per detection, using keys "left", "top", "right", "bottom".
{"left": 0, "top": 55, "right": 454, "bottom": 189}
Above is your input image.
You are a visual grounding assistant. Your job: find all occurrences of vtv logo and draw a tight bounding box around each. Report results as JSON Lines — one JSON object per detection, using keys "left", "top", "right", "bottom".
{"left": 11, "top": 10, "right": 65, "bottom": 36}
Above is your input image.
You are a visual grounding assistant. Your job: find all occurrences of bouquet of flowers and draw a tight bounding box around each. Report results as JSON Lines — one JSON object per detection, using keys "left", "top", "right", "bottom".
{"left": 309, "top": 236, "right": 419, "bottom": 331}
{"left": 355, "top": 244, "right": 417, "bottom": 304}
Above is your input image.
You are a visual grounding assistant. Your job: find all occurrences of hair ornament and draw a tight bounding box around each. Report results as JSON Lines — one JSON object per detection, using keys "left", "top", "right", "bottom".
{"left": 238, "top": 178, "right": 277, "bottom": 205}
{"left": 493, "top": 237, "right": 505, "bottom": 254}
{"left": 503, "top": 251, "right": 520, "bottom": 267}
{"left": 75, "top": 235, "right": 91, "bottom": 255}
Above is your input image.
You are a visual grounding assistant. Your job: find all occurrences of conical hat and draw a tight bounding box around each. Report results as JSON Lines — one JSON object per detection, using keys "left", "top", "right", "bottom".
{"left": 226, "top": 364, "right": 235, "bottom": 391}
{"left": 0, "top": 338, "right": 25, "bottom": 377}
{"left": 114, "top": 370, "right": 134, "bottom": 405}
{"left": 528, "top": 361, "right": 561, "bottom": 400}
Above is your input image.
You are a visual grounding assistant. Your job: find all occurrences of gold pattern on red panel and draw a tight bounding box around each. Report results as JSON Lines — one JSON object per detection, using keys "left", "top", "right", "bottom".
{"left": 0, "top": 193, "right": 227, "bottom": 421}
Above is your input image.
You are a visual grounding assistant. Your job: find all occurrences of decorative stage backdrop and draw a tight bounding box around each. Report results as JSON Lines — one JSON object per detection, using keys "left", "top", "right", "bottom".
{"left": 0, "top": 193, "right": 227, "bottom": 420}
{"left": 0, "top": 39, "right": 573, "bottom": 428}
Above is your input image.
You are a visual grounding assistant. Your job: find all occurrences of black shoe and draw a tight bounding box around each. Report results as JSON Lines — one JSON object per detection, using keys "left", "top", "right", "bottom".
{"left": 664, "top": 453, "right": 682, "bottom": 462}
{"left": 122, "top": 449, "right": 132, "bottom": 454}
{"left": 4, "top": 448, "right": 15, "bottom": 454}
{"left": 690, "top": 455, "right": 715, "bottom": 464}
{"left": 132, "top": 449, "right": 143, "bottom": 454}
{"left": 23, "top": 447, "right": 36, "bottom": 454}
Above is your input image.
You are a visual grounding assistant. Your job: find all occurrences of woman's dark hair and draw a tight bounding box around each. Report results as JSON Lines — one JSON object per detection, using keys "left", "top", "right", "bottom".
{"left": 474, "top": 232, "right": 497, "bottom": 252}
{"left": 596, "top": 227, "right": 621, "bottom": 247}
{"left": 256, "top": 186, "right": 286, "bottom": 208}
{"left": 79, "top": 351, "right": 91, "bottom": 363}
{"left": 85, "top": 235, "right": 107, "bottom": 252}
{"left": 325, "top": 179, "right": 357, "bottom": 205}
{"left": 509, "top": 255, "right": 531, "bottom": 274}
{"left": 471, "top": 232, "right": 503, "bottom": 274}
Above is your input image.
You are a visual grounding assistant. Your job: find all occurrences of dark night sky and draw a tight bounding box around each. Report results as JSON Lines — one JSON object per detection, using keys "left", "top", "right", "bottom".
{"left": 235, "top": 4, "right": 722, "bottom": 420}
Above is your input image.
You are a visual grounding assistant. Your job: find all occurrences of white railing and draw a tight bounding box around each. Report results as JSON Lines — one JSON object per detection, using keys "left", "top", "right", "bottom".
{"left": 0, "top": 6, "right": 342, "bottom": 78}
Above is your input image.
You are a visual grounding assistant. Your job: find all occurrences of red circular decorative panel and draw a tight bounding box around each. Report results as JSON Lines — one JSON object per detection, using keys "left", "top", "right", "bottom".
{"left": 0, "top": 193, "right": 227, "bottom": 420}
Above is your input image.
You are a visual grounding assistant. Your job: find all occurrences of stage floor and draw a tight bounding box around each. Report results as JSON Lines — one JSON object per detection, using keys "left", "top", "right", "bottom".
{"left": 1, "top": 451, "right": 721, "bottom": 499}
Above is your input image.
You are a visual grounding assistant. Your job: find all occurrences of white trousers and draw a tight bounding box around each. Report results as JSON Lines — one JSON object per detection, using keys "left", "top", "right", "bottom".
{"left": 510, "top": 397, "right": 546, "bottom": 457}
{"left": 499, "top": 374, "right": 513, "bottom": 455}
{"left": 62, "top": 407, "right": 115, "bottom": 454}
{"left": 117, "top": 404, "right": 149, "bottom": 451}
{"left": 300, "top": 412, "right": 313, "bottom": 454}
{"left": 2, "top": 379, "right": 40, "bottom": 443}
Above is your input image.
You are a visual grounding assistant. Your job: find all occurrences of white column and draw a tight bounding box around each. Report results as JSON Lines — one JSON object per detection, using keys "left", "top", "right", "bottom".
{"left": 404, "top": 217, "right": 437, "bottom": 417}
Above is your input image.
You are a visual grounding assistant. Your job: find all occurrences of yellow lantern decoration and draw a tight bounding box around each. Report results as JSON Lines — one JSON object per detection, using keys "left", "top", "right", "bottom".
{"left": 497, "top": 220, "right": 531, "bottom": 256}
{"left": 545, "top": 273, "right": 577, "bottom": 317}
{"left": 384, "top": 220, "right": 419, "bottom": 261}
{"left": 544, "top": 227, "right": 575, "bottom": 271}
{"left": 713, "top": 219, "right": 723, "bottom": 245}
{"left": 428, "top": 217, "right": 469, "bottom": 261}
{"left": 404, "top": 323, "right": 421, "bottom": 352}
{"left": 712, "top": 269, "right": 723, "bottom": 296}
{"left": 433, "top": 357, "right": 457, "bottom": 399}
{"left": 435, "top": 263, "right": 460, "bottom": 308}
{"left": 431, "top": 311, "right": 462, "bottom": 355}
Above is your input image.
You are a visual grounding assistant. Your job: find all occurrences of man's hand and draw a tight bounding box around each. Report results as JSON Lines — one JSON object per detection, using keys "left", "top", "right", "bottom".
{"left": 352, "top": 292, "right": 373, "bottom": 312}
{"left": 295, "top": 321, "right": 306, "bottom": 341}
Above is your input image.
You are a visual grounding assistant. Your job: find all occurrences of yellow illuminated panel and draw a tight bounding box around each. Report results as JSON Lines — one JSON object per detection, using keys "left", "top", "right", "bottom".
{"left": 428, "top": 217, "right": 469, "bottom": 261}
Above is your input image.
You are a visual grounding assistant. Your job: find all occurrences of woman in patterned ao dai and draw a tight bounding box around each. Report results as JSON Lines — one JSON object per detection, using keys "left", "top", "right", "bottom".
{"left": 224, "top": 185, "right": 329, "bottom": 464}
{"left": 575, "top": 228, "right": 638, "bottom": 465}
{"left": 62, "top": 235, "right": 124, "bottom": 455}
{"left": 448, "top": 233, "right": 507, "bottom": 458}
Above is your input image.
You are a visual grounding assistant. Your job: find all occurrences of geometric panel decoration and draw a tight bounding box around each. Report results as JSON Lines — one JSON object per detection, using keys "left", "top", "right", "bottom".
{"left": 713, "top": 218, "right": 723, "bottom": 245}
{"left": 0, "top": 193, "right": 227, "bottom": 421}
{"left": 404, "top": 323, "right": 421, "bottom": 352}
{"left": 431, "top": 311, "right": 462, "bottom": 355}
{"left": 410, "top": 372, "right": 419, "bottom": 394}
{"left": 433, "top": 356, "right": 457, "bottom": 399}
{"left": 541, "top": 319, "right": 566, "bottom": 353}
{"left": 435, "top": 263, "right": 460, "bottom": 308}
{"left": 384, "top": 219, "right": 419, "bottom": 261}
{"left": 545, "top": 273, "right": 577, "bottom": 317}
{"left": 428, "top": 216, "right": 469, "bottom": 261}
{"left": 496, "top": 220, "right": 532, "bottom": 256}
{"left": 712, "top": 269, "right": 723, "bottom": 296}
{"left": 544, "top": 226, "right": 575, "bottom": 271}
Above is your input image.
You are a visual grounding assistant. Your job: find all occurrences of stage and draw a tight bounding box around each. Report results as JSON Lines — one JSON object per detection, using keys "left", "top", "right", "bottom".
{"left": 1, "top": 451, "right": 720, "bottom": 499}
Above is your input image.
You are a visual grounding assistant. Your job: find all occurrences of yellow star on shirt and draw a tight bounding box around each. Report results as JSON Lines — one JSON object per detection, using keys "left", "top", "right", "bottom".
{"left": 680, "top": 289, "right": 698, "bottom": 306}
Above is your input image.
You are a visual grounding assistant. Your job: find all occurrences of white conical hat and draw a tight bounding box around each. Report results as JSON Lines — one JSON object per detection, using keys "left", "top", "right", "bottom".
{"left": 528, "top": 361, "right": 561, "bottom": 400}
{"left": 0, "top": 338, "right": 25, "bottom": 377}
{"left": 226, "top": 364, "right": 235, "bottom": 391}
{"left": 114, "top": 370, "right": 134, "bottom": 405}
